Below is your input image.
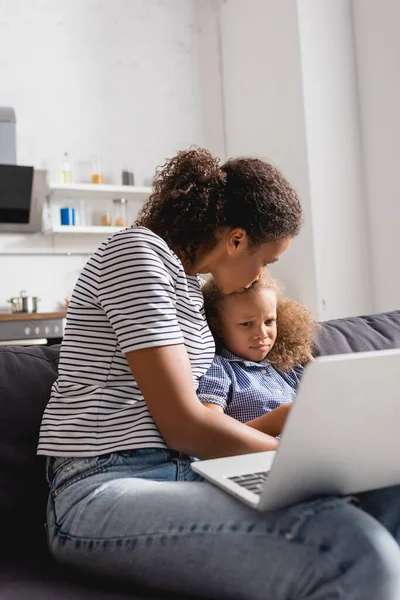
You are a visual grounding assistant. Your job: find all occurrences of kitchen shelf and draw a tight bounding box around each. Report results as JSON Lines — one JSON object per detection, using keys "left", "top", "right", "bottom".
{"left": 42, "top": 183, "right": 151, "bottom": 243}
{"left": 46, "top": 226, "right": 123, "bottom": 234}
{"left": 49, "top": 183, "right": 152, "bottom": 199}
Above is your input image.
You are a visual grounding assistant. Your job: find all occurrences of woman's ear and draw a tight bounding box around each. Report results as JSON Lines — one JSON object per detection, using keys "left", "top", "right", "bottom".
{"left": 226, "top": 228, "right": 248, "bottom": 256}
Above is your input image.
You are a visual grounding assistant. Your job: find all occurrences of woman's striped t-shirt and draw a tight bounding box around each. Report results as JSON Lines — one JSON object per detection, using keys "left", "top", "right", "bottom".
{"left": 37, "top": 226, "right": 215, "bottom": 457}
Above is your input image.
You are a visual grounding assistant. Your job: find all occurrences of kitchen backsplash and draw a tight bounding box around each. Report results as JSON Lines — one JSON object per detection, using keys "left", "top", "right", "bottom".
{"left": 0, "top": 254, "right": 87, "bottom": 313}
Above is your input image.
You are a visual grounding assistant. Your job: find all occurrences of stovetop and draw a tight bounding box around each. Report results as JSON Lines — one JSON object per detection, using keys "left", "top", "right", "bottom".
{"left": 0, "top": 312, "right": 66, "bottom": 342}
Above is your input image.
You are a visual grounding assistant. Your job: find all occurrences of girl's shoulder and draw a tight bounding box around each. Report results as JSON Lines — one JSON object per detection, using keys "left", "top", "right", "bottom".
{"left": 273, "top": 363, "right": 304, "bottom": 389}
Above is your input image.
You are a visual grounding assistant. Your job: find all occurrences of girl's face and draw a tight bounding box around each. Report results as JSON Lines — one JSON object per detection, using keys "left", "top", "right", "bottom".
{"left": 218, "top": 288, "right": 278, "bottom": 362}
{"left": 205, "top": 229, "right": 291, "bottom": 295}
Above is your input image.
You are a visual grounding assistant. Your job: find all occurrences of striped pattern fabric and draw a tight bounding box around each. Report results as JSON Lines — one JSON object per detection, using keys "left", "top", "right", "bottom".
{"left": 37, "top": 226, "right": 215, "bottom": 457}
{"left": 197, "top": 348, "right": 304, "bottom": 423}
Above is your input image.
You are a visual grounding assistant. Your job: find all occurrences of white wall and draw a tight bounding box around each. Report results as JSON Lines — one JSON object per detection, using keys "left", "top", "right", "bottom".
{"left": 1, "top": 0, "right": 207, "bottom": 183}
{"left": 220, "top": 0, "right": 373, "bottom": 320}
{"left": 196, "top": 0, "right": 226, "bottom": 160}
{"left": 297, "top": 0, "right": 372, "bottom": 318}
{"left": 2, "top": 0, "right": 394, "bottom": 319}
{"left": 0, "top": 0, "right": 223, "bottom": 311}
{"left": 352, "top": 0, "right": 400, "bottom": 313}
{"left": 219, "top": 0, "right": 320, "bottom": 316}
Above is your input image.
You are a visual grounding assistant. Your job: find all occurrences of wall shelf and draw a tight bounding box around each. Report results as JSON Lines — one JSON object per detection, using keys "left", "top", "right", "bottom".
{"left": 49, "top": 183, "right": 152, "bottom": 200}
{"left": 40, "top": 183, "right": 151, "bottom": 246}
{"left": 44, "top": 183, "right": 151, "bottom": 238}
{"left": 46, "top": 226, "right": 123, "bottom": 234}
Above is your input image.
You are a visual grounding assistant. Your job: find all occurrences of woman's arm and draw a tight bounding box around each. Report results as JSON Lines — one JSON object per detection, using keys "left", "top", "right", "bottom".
{"left": 126, "top": 344, "right": 279, "bottom": 460}
{"left": 202, "top": 400, "right": 292, "bottom": 437}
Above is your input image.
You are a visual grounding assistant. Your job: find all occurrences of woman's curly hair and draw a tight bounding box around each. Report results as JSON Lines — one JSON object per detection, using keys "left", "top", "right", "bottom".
{"left": 136, "top": 147, "right": 302, "bottom": 264}
{"left": 202, "top": 271, "right": 319, "bottom": 372}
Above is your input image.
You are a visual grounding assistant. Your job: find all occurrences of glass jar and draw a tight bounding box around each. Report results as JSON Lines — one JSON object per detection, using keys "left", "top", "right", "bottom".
{"left": 100, "top": 212, "right": 112, "bottom": 226}
{"left": 113, "top": 198, "right": 128, "bottom": 228}
{"left": 91, "top": 156, "right": 104, "bottom": 184}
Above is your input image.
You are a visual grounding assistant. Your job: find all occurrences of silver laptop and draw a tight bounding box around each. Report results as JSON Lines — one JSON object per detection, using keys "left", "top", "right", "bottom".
{"left": 192, "top": 349, "right": 400, "bottom": 511}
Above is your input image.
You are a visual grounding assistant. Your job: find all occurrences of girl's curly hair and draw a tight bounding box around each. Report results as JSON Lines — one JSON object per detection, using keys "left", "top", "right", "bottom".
{"left": 136, "top": 147, "right": 302, "bottom": 264}
{"left": 202, "top": 271, "right": 319, "bottom": 372}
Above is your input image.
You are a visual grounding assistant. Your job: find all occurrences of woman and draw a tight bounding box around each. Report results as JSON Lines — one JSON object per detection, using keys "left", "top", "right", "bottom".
{"left": 38, "top": 148, "right": 400, "bottom": 599}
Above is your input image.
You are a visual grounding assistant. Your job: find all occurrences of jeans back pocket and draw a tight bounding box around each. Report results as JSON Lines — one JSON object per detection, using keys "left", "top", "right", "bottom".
{"left": 49, "top": 454, "right": 116, "bottom": 498}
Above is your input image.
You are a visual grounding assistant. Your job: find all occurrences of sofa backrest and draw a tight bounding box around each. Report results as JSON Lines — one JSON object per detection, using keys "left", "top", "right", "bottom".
{"left": 315, "top": 310, "right": 400, "bottom": 356}
{"left": 0, "top": 309, "right": 399, "bottom": 557}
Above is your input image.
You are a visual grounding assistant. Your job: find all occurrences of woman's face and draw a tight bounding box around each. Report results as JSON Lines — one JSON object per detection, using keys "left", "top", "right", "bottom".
{"left": 207, "top": 230, "right": 291, "bottom": 295}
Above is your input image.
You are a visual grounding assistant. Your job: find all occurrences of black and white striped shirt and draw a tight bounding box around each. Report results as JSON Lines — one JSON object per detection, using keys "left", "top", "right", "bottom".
{"left": 37, "top": 226, "right": 215, "bottom": 457}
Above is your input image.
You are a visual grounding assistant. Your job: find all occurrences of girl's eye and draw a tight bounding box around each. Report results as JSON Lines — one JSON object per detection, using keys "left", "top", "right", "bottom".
{"left": 240, "top": 322, "right": 252, "bottom": 327}
{"left": 265, "top": 319, "right": 275, "bottom": 326}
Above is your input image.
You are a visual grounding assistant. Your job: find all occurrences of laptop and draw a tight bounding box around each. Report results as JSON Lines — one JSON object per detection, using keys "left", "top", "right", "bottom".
{"left": 192, "top": 349, "right": 400, "bottom": 511}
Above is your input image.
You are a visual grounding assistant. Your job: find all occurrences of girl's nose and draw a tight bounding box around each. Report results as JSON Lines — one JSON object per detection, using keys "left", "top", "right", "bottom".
{"left": 255, "top": 325, "right": 268, "bottom": 340}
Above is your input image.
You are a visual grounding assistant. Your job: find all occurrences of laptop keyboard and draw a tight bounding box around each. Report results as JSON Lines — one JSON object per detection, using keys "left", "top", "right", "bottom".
{"left": 228, "top": 470, "right": 270, "bottom": 495}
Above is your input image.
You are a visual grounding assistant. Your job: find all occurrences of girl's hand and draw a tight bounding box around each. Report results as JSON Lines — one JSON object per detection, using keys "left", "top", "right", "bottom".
{"left": 247, "top": 402, "right": 293, "bottom": 437}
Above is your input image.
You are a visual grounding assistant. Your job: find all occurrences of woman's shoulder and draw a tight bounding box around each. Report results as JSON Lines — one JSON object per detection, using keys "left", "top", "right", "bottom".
{"left": 102, "top": 226, "right": 182, "bottom": 270}
{"left": 108, "top": 225, "right": 173, "bottom": 252}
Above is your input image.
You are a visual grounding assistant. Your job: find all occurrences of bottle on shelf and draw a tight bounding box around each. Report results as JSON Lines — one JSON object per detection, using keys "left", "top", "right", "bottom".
{"left": 77, "top": 200, "right": 87, "bottom": 226}
{"left": 61, "top": 152, "right": 73, "bottom": 184}
{"left": 122, "top": 170, "right": 134, "bottom": 186}
{"left": 91, "top": 156, "right": 104, "bottom": 184}
{"left": 113, "top": 198, "right": 128, "bottom": 228}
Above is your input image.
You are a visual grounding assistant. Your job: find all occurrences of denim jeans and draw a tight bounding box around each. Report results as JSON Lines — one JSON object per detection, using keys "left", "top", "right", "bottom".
{"left": 46, "top": 449, "right": 400, "bottom": 599}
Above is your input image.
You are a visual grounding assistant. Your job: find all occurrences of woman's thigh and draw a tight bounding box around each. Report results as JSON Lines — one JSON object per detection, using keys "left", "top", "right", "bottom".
{"left": 46, "top": 452, "right": 400, "bottom": 600}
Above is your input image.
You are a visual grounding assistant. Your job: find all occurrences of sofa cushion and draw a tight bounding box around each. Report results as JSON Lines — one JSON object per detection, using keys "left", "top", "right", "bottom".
{"left": 315, "top": 310, "right": 400, "bottom": 356}
{"left": 0, "top": 345, "right": 60, "bottom": 557}
{"left": 0, "top": 556, "right": 199, "bottom": 600}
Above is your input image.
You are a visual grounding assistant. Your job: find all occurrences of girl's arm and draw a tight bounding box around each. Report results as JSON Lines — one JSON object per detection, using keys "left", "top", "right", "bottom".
{"left": 126, "top": 344, "right": 279, "bottom": 460}
{"left": 246, "top": 403, "right": 293, "bottom": 437}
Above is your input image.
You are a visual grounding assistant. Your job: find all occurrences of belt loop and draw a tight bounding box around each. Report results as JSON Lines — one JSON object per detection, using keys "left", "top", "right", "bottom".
{"left": 45, "top": 456, "right": 54, "bottom": 486}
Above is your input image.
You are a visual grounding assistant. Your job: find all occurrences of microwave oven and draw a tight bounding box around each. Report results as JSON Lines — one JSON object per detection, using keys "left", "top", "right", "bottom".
{"left": 0, "top": 165, "right": 47, "bottom": 233}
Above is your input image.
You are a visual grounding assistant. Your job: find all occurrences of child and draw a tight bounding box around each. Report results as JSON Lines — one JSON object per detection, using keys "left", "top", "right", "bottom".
{"left": 197, "top": 270, "right": 318, "bottom": 437}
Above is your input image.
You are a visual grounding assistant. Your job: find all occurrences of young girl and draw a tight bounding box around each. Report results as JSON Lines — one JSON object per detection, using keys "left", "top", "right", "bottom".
{"left": 198, "top": 270, "right": 318, "bottom": 437}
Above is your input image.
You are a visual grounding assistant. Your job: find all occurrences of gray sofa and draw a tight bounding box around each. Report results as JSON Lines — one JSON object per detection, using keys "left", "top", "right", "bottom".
{"left": 1, "top": 310, "right": 400, "bottom": 600}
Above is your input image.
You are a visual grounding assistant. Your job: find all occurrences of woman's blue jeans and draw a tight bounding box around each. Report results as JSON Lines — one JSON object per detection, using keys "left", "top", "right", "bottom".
{"left": 46, "top": 449, "right": 400, "bottom": 599}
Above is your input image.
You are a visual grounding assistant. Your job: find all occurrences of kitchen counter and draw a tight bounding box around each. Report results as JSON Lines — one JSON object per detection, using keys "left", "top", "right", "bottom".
{"left": 0, "top": 312, "right": 67, "bottom": 322}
